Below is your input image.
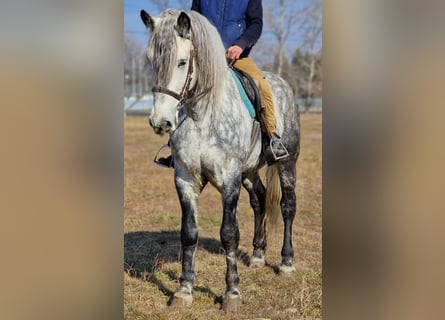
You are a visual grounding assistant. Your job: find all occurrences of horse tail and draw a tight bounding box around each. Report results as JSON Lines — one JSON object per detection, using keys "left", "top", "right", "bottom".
{"left": 265, "top": 163, "right": 281, "bottom": 232}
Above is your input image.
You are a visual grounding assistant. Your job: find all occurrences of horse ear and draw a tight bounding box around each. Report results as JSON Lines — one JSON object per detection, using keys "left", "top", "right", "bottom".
{"left": 140, "top": 10, "right": 157, "bottom": 32}
{"left": 175, "top": 12, "right": 191, "bottom": 39}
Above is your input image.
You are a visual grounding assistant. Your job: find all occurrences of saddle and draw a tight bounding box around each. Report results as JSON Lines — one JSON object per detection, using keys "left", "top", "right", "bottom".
{"left": 229, "top": 66, "right": 262, "bottom": 123}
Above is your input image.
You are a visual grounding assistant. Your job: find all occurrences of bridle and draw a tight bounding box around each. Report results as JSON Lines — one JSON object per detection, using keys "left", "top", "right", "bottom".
{"left": 151, "top": 32, "right": 210, "bottom": 109}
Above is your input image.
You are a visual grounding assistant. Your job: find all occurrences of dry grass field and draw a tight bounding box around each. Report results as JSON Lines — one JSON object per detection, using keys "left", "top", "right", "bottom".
{"left": 124, "top": 113, "right": 322, "bottom": 319}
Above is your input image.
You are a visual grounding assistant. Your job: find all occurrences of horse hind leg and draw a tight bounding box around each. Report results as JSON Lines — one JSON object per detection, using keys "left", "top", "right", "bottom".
{"left": 242, "top": 174, "right": 266, "bottom": 268}
{"left": 277, "top": 160, "right": 297, "bottom": 274}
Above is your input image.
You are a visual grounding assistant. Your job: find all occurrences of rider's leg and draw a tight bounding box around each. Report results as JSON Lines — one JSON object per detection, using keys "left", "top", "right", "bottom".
{"left": 233, "top": 58, "right": 289, "bottom": 159}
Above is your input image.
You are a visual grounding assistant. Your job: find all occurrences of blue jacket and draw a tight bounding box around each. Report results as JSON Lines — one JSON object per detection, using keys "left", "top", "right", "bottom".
{"left": 191, "top": 0, "right": 263, "bottom": 58}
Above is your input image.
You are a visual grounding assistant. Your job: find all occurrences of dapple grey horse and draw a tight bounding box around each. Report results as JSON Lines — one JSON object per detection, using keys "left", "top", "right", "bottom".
{"left": 140, "top": 9, "right": 300, "bottom": 311}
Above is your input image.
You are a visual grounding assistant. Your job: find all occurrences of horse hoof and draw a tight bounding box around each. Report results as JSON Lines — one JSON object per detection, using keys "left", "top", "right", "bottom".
{"left": 221, "top": 292, "right": 242, "bottom": 312}
{"left": 279, "top": 263, "right": 296, "bottom": 275}
{"left": 169, "top": 291, "right": 193, "bottom": 309}
{"left": 249, "top": 256, "right": 265, "bottom": 268}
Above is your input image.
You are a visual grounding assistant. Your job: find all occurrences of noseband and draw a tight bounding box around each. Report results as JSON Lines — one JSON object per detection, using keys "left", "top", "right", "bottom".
{"left": 152, "top": 33, "right": 210, "bottom": 108}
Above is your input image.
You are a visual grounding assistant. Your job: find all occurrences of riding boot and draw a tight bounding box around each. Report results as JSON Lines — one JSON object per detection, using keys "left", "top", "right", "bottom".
{"left": 155, "top": 155, "right": 174, "bottom": 168}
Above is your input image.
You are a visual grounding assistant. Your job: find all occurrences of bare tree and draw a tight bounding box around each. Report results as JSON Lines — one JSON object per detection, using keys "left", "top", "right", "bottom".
{"left": 124, "top": 34, "right": 144, "bottom": 67}
{"left": 298, "top": 0, "right": 322, "bottom": 110}
{"left": 263, "top": 0, "right": 304, "bottom": 76}
{"left": 124, "top": 34, "right": 149, "bottom": 98}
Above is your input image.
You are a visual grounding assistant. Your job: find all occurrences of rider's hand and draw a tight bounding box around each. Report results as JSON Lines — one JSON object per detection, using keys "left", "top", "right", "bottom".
{"left": 226, "top": 45, "right": 243, "bottom": 60}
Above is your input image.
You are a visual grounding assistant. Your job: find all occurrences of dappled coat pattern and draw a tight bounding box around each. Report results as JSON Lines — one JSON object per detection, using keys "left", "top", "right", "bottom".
{"left": 141, "top": 9, "right": 300, "bottom": 311}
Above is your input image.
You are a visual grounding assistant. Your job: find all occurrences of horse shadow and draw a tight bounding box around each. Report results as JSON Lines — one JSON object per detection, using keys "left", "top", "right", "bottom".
{"left": 124, "top": 230, "right": 278, "bottom": 305}
{"left": 124, "top": 230, "right": 224, "bottom": 304}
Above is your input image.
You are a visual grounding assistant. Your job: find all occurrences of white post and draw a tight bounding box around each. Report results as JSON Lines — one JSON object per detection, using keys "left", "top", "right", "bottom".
{"left": 132, "top": 58, "right": 136, "bottom": 97}
{"left": 138, "top": 58, "right": 142, "bottom": 98}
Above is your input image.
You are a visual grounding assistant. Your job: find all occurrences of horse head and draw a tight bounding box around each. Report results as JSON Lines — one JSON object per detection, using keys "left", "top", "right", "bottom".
{"left": 141, "top": 10, "right": 198, "bottom": 135}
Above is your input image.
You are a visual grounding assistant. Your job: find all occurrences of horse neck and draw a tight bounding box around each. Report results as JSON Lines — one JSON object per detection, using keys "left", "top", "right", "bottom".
{"left": 186, "top": 69, "right": 234, "bottom": 123}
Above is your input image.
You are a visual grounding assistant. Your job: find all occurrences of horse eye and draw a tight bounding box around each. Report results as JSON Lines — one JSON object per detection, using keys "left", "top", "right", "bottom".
{"left": 178, "top": 60, "right": 187, "bottom": 68}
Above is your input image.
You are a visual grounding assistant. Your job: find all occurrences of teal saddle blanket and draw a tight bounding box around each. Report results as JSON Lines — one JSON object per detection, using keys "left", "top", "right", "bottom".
{"left": 229, "top": 68, "right": 256, "bottom": 118}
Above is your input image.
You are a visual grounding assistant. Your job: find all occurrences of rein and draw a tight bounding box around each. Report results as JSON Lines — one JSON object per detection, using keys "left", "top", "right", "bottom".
{"left": 152, "top": 32, "right": 211, "bottom": 109}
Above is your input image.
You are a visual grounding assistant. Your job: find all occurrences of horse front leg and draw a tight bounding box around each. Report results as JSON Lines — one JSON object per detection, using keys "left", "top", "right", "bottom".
{"left": 170, "top": 173, "right": 202, "bottom": 308}
{"left": 220, "top": 176, "right": 242, "bottom": 311}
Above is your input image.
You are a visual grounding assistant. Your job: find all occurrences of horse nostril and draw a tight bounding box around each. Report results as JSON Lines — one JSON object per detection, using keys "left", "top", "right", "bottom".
{"left": 164, "top": 120, "right": 172, "bottom": 130}
{"left": 148, "top": 117, "right": 154, "bottom": 128}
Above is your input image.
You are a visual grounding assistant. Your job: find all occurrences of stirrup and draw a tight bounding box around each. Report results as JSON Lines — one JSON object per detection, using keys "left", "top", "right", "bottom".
{"left": 153, "top": 144, "right": 173, "bottom": 168}
{"left": 270, "top": 137, "right": 289, "bottom": 161}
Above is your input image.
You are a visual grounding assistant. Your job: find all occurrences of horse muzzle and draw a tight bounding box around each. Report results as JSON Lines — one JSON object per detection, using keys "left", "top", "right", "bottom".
{"left": 148, "top": 116, "right": 173, "bottom": 135}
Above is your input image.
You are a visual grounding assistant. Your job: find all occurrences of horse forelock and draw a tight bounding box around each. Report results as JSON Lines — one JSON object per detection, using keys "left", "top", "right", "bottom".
{"left": 147, "top": 14, "right": 178, "bottom": 87}
{"left": 148, "top": 9, "right": 228, "bottom": 101}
